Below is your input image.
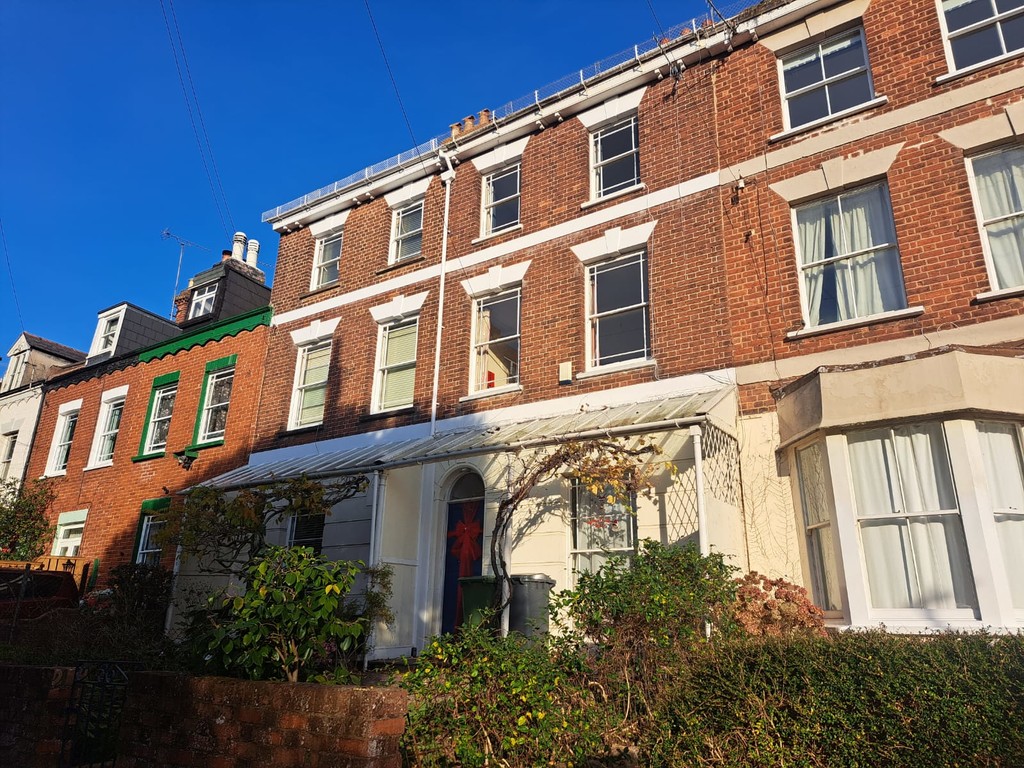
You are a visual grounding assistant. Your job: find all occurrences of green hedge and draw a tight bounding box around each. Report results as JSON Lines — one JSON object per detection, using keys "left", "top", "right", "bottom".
{"left": 656, "top": 632, "right": 1024, "bottom": 767}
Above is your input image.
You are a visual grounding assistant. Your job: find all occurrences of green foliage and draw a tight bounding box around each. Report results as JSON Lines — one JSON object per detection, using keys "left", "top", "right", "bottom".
{"left": 196, "top": 546, "right": 365, "bottom": 683}
{"left": 400, "top": 623, "right": 610, "bottom": 767}
{"left": 0, "top": 479, "right": 55, "bottom": 561}
{"left": 106, "top": 563, "right": 174, "bottom": 633}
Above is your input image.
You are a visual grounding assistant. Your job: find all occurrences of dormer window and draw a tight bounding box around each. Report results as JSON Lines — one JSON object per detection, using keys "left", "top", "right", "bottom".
{"left": 188, "top": 283, "right": 218, "bottom": 319}
{"left": 88, "top": 306, "right": 126, "bottom": 358}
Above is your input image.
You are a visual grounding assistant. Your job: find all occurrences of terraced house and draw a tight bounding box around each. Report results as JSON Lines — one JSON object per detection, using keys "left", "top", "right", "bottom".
{"left": 27, "top": 236, "right": 271, "bottom": 583}
{"left": 207, "top": 0, "right": 1024, "bottom": 656}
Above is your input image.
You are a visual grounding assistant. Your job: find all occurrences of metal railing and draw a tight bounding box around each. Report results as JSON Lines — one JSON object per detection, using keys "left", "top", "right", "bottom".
{"left": 262, "top": 0, "right": 762, "bottom": 223}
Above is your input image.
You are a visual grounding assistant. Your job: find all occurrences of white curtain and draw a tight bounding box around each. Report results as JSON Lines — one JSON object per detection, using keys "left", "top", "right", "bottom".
{"left": 798, "top": 185, "right": 905, "bottom": 325}
{"left": 977, "top": 422, "right": 1024, "bottom": 609}
{"left": 973, "top": 148, "right": 1024, "bottom": 291}
{"left": 849, "top": 425, "right": 977, "bottom": 611}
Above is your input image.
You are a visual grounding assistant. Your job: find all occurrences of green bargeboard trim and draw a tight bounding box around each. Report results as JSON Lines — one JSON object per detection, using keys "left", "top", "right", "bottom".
{"left": 190, "top": 355, "right": 238, "bottom": 448}
{"left": 138, "top": 307, "right": 271, "bottom": 363}
{"left": 133, "top": 372, "right": 180, "bottom": 461}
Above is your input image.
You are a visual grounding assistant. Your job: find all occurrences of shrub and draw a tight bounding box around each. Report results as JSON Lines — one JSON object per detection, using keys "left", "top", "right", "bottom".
{"left": 0, "top": 479, "right": 55, "bottom": 561}
{"left": 400, "top": 623, "right": 610, "bottom": 767}
{"left": 731, "top": 571, "right": 826, "bottom": 637}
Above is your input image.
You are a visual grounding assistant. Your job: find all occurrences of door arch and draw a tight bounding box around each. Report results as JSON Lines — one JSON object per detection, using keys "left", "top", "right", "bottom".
{"left": 441, "top": 471, "right": 485, "bottom": 634}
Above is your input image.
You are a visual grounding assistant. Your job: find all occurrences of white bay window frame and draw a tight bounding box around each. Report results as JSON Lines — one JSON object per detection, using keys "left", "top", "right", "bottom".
{"left": 966, "top": 145, "right": 1024, "bottom": 293}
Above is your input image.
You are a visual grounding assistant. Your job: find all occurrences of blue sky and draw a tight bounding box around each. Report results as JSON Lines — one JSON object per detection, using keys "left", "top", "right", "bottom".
{"left": 1, "top": 0, "right": 726, "bottom": 360}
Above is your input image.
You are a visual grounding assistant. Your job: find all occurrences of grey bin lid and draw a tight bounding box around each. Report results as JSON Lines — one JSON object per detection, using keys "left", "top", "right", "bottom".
{"left": 510, "top": 574, "right": 554, "bottom": 584}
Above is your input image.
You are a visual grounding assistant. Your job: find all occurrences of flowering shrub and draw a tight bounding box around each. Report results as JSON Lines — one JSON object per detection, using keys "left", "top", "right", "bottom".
{"left": 731, "top": 571, "right": 826, "bottom": 637}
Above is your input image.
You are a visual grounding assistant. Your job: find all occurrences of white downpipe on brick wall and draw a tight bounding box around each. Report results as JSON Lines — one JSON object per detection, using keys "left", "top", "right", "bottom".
{"left": 430, "top": 152, "right": 456, "bottom": 437}
{"left": 691, "top": 424, "right": 708, "bottom": 557}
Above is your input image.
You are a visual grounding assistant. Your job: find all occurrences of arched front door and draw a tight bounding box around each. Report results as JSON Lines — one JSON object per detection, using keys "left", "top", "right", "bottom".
{"left": 441, "top": 472, "right": 485, "bottom": 634}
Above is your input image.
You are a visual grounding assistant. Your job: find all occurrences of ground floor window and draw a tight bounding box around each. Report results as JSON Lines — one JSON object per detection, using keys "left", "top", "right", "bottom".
{"left": 136, "top": 515, "right": 166, "bottom": 567}
{"left": 52, "top": 510, "right": 87, "bottom": 558}
{"left": 570, "top": 481, "right": 637, "bottom": 579}
{"left": 288, "top": 513, "right": 326, "bottom": 554}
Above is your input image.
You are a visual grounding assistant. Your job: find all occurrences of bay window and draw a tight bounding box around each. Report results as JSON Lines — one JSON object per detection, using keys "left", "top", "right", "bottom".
{"left": 968, "top": 146, "right": 1024, "bottom": 291}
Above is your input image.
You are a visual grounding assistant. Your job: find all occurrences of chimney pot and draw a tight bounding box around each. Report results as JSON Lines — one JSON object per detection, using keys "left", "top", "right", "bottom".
{"left": 221, "top": 249, "right": 232, "bottom": 262}
{"left": 245, "top": 239, "right": 260, "bottom": 267}
{"left": 463, "top": 114, "right": 475, "bottom": 131}
{"left": 450, "top": 122, "right": 462, "bottom": 139}
{"left": 231, "top": 232, "right": 247, "bottom": 261}
{"left": 478, "top": 109, "right": 491, "bottom": 126}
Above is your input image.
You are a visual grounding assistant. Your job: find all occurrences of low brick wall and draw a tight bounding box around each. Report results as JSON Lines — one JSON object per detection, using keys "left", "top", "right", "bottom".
{"left": 0, "top": 664, "right": 75, "bottom": 768}
{"left": 117, "top": 672, "right": 408, "bottom": 768}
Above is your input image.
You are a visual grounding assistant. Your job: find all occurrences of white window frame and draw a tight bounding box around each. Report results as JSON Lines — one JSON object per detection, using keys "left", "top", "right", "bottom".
{"left": 937, "top": 0, "right": 1024, "bottom": 75}
{"left": 188, "top": 283, "right": 218, "bottom": 319}
{"left": 1, "top": 352, "right": 25, "bottom": 392}
{"left": 793, "top": 182, "right": 908, "bottom": 329}
{"left": 389, "top": 200, "right": 424, "bottom": 264}
{"left": 136, "top": 515, "right": 166, "bottom": 566}
{"left": 778, "top": 28, "right": 876, "bottom": 132}
{"left": 287, "top": 512, "right": 326, "bottom": 554}
{"left": 88, "top": 306, "right": 126, "bottom": 357}
{"left": 46, "top": 400, "right": 82, "bottom": 476}
{"left": 52, "top": 510, "right": 87, "bottom": 558}
{"left": 87, "top": 385, "right": 129, "bottom": 469}
{"left": 586, "top": 250, "right": 651, "bottom": 370}
{"left": 289, "top": 341, "right": 332, "bottom": 429}
{"left": 470, "top": 287, "right": 521, "bottom": 394}
{"left": 791, "top": 419, "right": 1024, "bottom": 629}
{"left": 0, "top": 431, "right": 17, "bottom": 482}
{"left": 144, "top": 384, "right": 177, "bottom": 455}
{"left": 312, "top": 232, "right": 343, "bottom": 290}
{"left": 591, "top": 115, "right": 640, "bottom": 199}
{"left": 965, "top": 145, "right": 1024, "bottom": 293}
{"left": 197, "top": 368, "right": 234, "bottom": 444}
{"left": 373, "top": 317, "right": 419, "bottom": 413}
{"left": 482, "top": 164, "right": 521, "bottom": 236}
{"left": 570, "top": 481, "right": 637, "bottom": 583}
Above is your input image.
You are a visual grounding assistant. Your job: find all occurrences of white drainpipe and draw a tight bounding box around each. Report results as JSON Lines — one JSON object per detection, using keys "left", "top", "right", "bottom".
{"left": 430, "top": 151, "right": 456, "bottom": 437}
{"left": 364, "top": 469, "right": 384, "bottom": 670}
{"left": 690, "top": 424, "right": 709, "bottom": 557}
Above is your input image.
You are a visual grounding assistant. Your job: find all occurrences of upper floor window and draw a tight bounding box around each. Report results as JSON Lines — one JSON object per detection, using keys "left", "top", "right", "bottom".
{"left": 88, "top": 388, "right": 127, "bottom": 467}
{"left": 97, "top": 316, "right": 119, "bottom": 352}
{"left": 571, "top": 481, "right": 636, "bottom": 579}
{"left": 794, "top": 182, "right": 906, "bottom": 327}
{"left": 483, "top": 165, "right": 521, "bottom": 236}
{"left": 139, "top": 375, "right": 178, "bottom": 456}
{"left": 391, "top": 201, "right": 424, "bottom": 263}
{"left": 291, "top": 341, "right": 331, "bottom": 429}
{"left": 0, "top": 352, "right": 25, "bottom": 393}
{"left": 471, "top": 288, "right": 521, "bottom": 393}
{"left": 968, "top": 145, "right": 1024, "bottom": 291}
{"left": 374, "top": 318, "right": 418, "bottom": 412}
{"left": 188, "top": 283, "right": 218, "bottom": 319}
{"left": 780, "top": 28, "right": 875, "bottom": 130}
{"left": 47, "top": 404, "right": 80, "bottom": 475}
{"left": 0, "top": 431, "right": 18, "bottom": 481}
{"left": 940, "top": 0, "right": 1024, "bottom": 72}
{"left": 88, "top": 306, "right": 125, "bottom": 357}
{"left": 592, "top": 116, "right": 640, "bottom": 198}
{"left": 313, "top": 232, "right": 343, "bottom": 289}
{"left": 587, "top": 251, "right": 650, "bottom": 368}
{"left": 196, "top": 365, "right": 234, "bottom": 444}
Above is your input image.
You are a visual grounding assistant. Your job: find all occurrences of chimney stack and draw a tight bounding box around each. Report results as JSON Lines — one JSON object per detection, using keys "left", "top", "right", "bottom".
{"left": 231, "top": 232, "right": 247, "bottom": 261}
{"left": 245, "top": 239, "right": 260, "bottom": 268}
{"left": 221, "top": 249, "right": 232, "bottom": 262}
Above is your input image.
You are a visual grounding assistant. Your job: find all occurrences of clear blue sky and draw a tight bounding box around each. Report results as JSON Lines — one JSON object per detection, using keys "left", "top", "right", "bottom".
{"left": 1, "top": 0, "right": 726, "bottom": 360}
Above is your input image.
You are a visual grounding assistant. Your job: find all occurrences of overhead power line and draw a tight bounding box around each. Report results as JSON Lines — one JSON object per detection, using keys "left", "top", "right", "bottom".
{"left": 159, "top": 0, "right": 235, "bottom": 237}
{"left": 0, "top": 217, "right": 25, "bottom": 333}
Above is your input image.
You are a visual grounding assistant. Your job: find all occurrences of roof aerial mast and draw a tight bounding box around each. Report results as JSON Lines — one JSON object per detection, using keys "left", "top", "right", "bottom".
{"left": 161, "top": 229, "right": 210, "bottom": 320}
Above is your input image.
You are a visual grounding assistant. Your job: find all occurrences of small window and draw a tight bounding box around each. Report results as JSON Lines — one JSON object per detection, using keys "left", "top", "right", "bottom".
{"left": 780, "top": 28, "right": 875, "bottom": 130}
{"left": 391, "top": 201, "right": 424, "bottom": 263}
{"left": 313, "top": 233, "right": 343, "bottom": 289}
{"left": 592, "top": 116, "right": 640, "bottom": 198}
{"left": 794, "top": 182, "right": 907, "bottom": 327}
{"left": 48, "top": 409, "right": 80, "bottom": 474}
{"left": 144, "top": 384, "right": 177, "bottom": 455}
{"left": 571, "top": 481, "right": 637, "bottom": 578}
{"left": 0, "top": 431, "right": 17, "bottom": 481}
{"left": 197, "top": 368, "right": 234, "bottom": 443}
{"left": 483, "top": 164, "right": 521, "bottom": 235}
{"left": 471, "top": 288, "right": 521, "bottom": 392}
{"left": 968, "top": 146, "right": 1024, "bottom": 291}
{"left": 88, "top": 307, "right": 125, "bottom": 357}
{"left": 587, "top": 251, "right": 650, "bottom": 367}
{"left": 288, "top": 513, "right": 326, "bottom": 554}
{"left": 188, "top": 283, "right": 218, "bottom": 319}
{"left": 92, "top": 396, "right": 125, "bottom": 465}
{"left": 291, "top": 342, "right": 331, "bottom": 428}
{"left": 375, "top": 318, "right": 418, "bottom": 411}
{"left": 97, "top": 316, "right": 119, "bottom": 352}
{"left": 795, "top": 442, "right": 841, "bottom": 611}
{"left": 52, "top": 512, "right": 87, "bottom": 557}
{"left": 940, "top": 0, "right": 1024, "bottom": 72}
{"left": 136, "top": 515, "right": 166, "bottom": 567}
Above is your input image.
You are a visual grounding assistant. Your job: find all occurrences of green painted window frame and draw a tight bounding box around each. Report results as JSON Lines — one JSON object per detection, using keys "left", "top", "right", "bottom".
{"left": 189, "top": 355, "right": 237, "bottom": 450}
{"left": 133, "top": 371, "right": 180, "bottom": 462}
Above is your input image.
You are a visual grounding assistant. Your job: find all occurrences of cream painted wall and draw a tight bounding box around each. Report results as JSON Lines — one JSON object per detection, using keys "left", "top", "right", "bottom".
{"left": 0, "top": 385, "right": 42, "bottom": 485}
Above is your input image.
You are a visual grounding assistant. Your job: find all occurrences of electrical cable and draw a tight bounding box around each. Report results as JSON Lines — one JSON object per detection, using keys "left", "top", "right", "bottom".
{"left": 0, "top": 217, "right": 25, "bottom": 332}
{"left": 159, "top": 0, "right": 232, "bottom": 238}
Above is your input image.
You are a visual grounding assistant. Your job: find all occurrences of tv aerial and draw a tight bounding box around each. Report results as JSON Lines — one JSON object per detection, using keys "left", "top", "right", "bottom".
{"left": 162, "top": 229, "right": 210, "bottom": 320}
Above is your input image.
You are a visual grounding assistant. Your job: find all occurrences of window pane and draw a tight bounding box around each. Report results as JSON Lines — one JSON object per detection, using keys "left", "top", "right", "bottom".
{"left": 1004, "top": 12, "right": 1024, "bottom": 52}
{"left": 478, "top": 294, "right": 519, "bottom": 342}
{"left": 827, "top": 71, "right": 873, "bottom": 114}
{"left": 209, "top": 374, "right": 233, "bottom": 406}
{"left": 977, "top": 422, "right": 1024, "bottom": 512}
{"left": 381, "top": 366, "right": 415, "bottom": 409}
{"left": 787, "top": 88, "right": 830, "bottom": 128}
{"left": 595, "top": 308, "right": 647, "bottom": 365}
{"left": 950, "top": 24, "right": 1003, "bottom": 68}
{"left": 399, "top": 205, "right": 422, "bottom": 235}
{"left": 809, "top": 526, "right": 841, "bottom": 611}
{"left": 398, "top": 232, "right": 422, "bottom": 260}
{"left": 783, "top": 48, "right": 823, "bottom": 92}
{"left": 596, "top": 121, "right": 636, "bottom": 160}
{"left": 490, "top": 169, "right": 519, "bottom": 201}
{"left": 593, "top": 256, "right": 644, "bottom": 314}
{"left": 155, "top": 390, "right": 176, "bottom": 420}
{"left": 490, "top": 198, "right": 520, "bottom": 232}
{"left": 796, "top": 443, "right": 831, "bottom": 526}
{"left": 599, "top": 155, "right": 640, "bottom": 195}
{"left": 821, "top": 32, "right": 864, "bottom": 78}
{"left": 943, "top": 0, "right": 995, "bottom": 32}
{"left": 302, "top": 347, "right": 330, "bottom": 386}
{"left": 385, "top": 323, "right": 417, "bottom": 366}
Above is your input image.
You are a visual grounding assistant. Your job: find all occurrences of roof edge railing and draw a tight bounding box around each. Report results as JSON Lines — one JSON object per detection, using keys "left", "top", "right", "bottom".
{"left": 262, "top": 0, "right": 765, "bottom": 223}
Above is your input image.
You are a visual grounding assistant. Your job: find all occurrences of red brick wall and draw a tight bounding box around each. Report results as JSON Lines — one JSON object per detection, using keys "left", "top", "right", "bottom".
{"left": 26, "top": 325, "right": 268, "bottom": 583}
{"left": 0, "top": 665, "right": 74, "bottom": 768}
{"left": 117, "top": 673, "right": 407, "bottom": 768}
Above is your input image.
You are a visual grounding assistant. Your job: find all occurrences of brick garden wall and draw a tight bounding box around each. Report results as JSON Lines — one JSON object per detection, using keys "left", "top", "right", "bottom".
{"left": 0, "top": 665, "right": 74, "bottom": 768}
